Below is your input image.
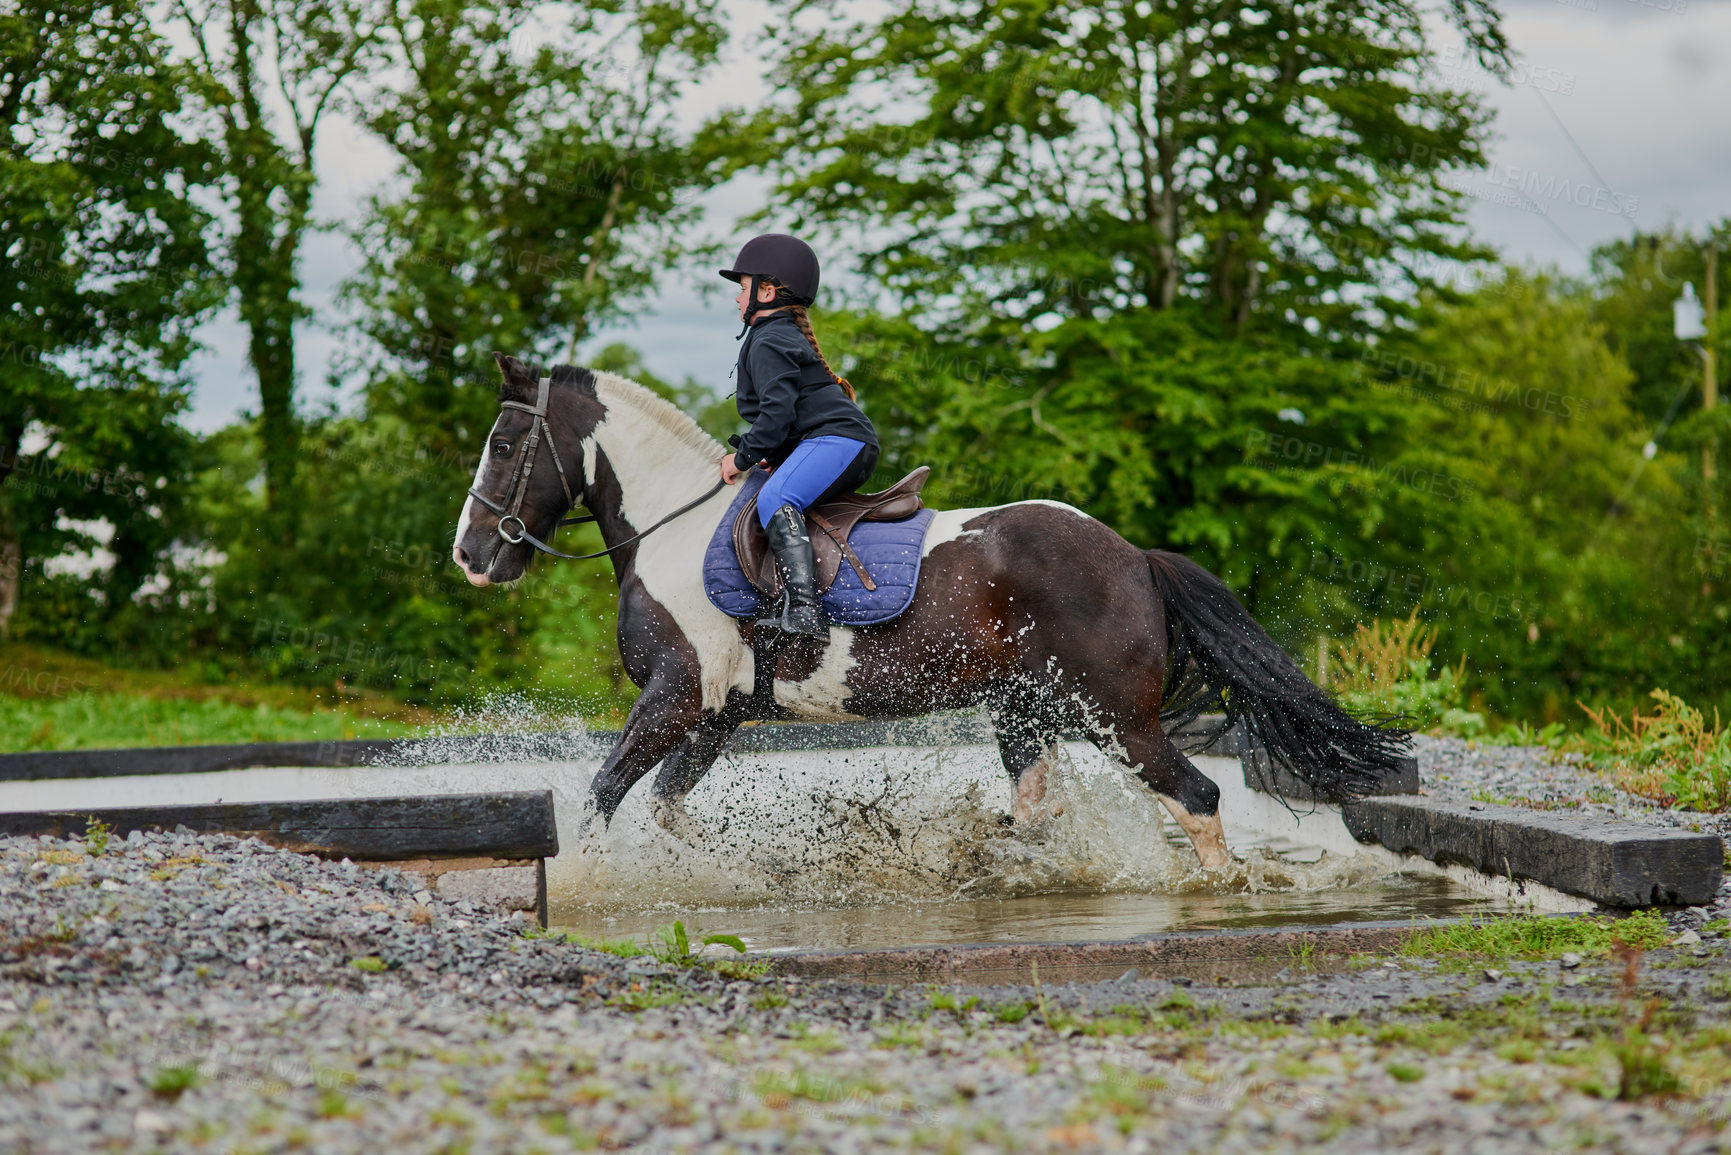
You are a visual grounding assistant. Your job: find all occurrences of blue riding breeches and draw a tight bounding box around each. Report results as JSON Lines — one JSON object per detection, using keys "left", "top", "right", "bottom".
{"left": 757, "top": 436, "right": 877, "bottom": 528}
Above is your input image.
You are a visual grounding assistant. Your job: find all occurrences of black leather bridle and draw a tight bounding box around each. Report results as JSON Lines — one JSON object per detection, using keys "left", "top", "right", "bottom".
{"left": 466, "top": 374, "right": 725, "bottom": 569}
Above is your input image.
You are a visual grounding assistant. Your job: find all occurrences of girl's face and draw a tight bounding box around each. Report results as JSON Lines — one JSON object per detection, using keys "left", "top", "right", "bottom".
{"left": 734, "top": 276, "right": 781, "bottom": 321}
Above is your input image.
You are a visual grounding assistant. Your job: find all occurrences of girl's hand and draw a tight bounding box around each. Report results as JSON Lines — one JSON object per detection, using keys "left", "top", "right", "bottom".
{"left": 719, "top": 454, "right": 743, "bottom": 485}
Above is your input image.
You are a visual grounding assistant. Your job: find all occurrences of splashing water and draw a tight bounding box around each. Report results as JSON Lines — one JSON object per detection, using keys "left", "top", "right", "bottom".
{"left": 547, "top": 720, "right": 1409, "bottom": 919}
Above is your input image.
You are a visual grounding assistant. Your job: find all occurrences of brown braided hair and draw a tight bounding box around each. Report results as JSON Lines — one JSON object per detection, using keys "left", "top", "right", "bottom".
{"left": 787, "top": 305, "right": 855, "bottom": 401}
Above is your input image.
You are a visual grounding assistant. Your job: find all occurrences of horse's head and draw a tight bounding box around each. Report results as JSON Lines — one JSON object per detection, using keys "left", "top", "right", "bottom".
{"left": 453, "top": 352, "right": 601, "bottom": 587}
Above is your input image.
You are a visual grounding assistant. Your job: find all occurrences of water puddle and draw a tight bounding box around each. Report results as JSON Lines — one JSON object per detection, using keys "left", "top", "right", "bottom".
{"left": 547, "top": 729, "right": 1517, "bottom": 950}
{"left": 553, "top": 873, "right": 1508, "bottom": 955}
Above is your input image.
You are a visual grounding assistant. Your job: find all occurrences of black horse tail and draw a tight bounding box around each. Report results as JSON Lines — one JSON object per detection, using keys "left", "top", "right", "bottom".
{"left": 1144, "top": 549, "right": 1411, "bottom": 803}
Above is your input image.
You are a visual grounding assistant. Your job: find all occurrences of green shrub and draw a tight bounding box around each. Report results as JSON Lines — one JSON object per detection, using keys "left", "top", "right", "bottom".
{"left": 1579, "top": 690, "right": 1731, "bottom": 811}
{"left": 1324, "top": 612, "right": 1484, "bottom": 735}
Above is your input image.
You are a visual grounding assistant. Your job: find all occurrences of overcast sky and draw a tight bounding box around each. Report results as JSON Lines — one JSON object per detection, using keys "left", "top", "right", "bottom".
{"left": 178, "top": 0, "right": 1731, "bottom": 432}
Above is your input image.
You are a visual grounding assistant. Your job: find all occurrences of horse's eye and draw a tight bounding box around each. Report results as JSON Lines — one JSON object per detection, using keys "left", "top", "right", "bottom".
{"left": 493, "top": 440, "right": 512, "bottom": 458}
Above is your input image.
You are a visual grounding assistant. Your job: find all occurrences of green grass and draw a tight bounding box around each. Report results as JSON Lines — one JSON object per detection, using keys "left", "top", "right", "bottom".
{"left": 0, "top": 693, "right": 428, "bottom": 751}
{"left": 0, "top": 643, "right": 431, "bottom": 751}
{"left": 926, "top": 990, "right": 980, "bottom": 1021}
{"left": 753, "top": 1068, "right": 882, "bottom": 1105}
{"left": 1401, "top": 912, "right": 1671, "bottom": 960}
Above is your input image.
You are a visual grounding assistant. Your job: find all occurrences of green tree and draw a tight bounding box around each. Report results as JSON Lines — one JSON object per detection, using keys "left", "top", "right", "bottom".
{"left": 1589, "top": 225, "right": 1729, "bottom": 594}
{"left": 169, "top": 0, "right": 372, "bottom": 512}
{"left": 192, "top": 0, "right": 729, "bottom": 702}
{"left": 1590, "top": 226, "right": 1730, "bottom": 428}
{"left": 349, "top": 0, "right": 723, "bottom": 446}
{"left": 1348, "top": 271, "right": 1700, "bottom": 717}
{"left": 756, "top": 0, "right": 1504, "bottom": 331}
{"left": 743, "top": 0, "right": 1508, "bottom": 628}
{"left": 0, "top": 1, "right": 217, "bottom": 639}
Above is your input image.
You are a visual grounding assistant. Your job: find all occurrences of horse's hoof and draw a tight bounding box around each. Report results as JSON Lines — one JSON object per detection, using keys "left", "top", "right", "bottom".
{"left": 570, "top": 799, "right": 608, "bottom": 846}
{"left": 1011, "top": 801, "right": 1065, "bottom": 825}
{"left": 650, "top": 796, "right": 708, "bottom": 849}
{"left": 1193, "top": 848, "right": 1233, "bottom": 871}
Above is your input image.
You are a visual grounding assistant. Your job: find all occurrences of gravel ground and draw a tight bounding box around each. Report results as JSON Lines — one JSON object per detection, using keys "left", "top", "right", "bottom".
{"left": 1414, "top": 733, "right": 1726, "bottom": 836}
{"left": 6, "top": 827, "right": 1731, "bottom": 1153}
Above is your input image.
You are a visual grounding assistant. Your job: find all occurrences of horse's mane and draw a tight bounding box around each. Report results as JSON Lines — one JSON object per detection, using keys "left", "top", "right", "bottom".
{"left": 588, "top": 368, "right": 723, "bottom": 464}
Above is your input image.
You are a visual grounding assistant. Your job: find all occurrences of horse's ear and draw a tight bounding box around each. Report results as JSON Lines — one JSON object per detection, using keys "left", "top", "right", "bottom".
{"left": 491, "top": 352, "right": 536, "bottom": 403}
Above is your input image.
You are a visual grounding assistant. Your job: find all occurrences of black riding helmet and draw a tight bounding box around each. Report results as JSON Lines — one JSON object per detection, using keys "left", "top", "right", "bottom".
{"left": 721, "top": 235, "right": 822, "bottom": 335}
{"left": 719, "top": 233, "right": 820, "bottom": 301}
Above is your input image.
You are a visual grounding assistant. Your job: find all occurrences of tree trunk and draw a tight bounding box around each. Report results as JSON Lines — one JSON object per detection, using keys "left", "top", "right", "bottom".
{"left": 0, "top": 513, "right": 19, "bottom": 639}
{"left": 0, "top": 423, "right": 21, "bottom": 637}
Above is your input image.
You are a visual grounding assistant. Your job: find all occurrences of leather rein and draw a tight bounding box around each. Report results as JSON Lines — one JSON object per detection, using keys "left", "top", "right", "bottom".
{"left": 466, "top": 375, "right": 725, "bottom": 566}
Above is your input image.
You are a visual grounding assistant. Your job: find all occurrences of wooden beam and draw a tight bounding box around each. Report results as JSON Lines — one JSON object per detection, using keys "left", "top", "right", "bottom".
{"left": 0, "top": 790, "right": 558, "bottom": 861}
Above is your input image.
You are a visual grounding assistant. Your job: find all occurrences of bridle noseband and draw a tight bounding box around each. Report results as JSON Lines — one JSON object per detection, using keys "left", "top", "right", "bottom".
{"left": 465, "top": 374, "right": 725, "bottom": 570}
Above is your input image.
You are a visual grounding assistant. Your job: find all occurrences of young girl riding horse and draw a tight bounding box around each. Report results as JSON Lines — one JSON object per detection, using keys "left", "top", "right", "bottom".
{"left": 718, "top": 233, "right": 878, "bottom": 644}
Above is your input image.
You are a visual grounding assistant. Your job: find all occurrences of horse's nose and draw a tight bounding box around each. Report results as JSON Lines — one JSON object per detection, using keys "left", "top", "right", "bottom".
{"left": 453, "top": 544, "right": 470, "bottom": 568}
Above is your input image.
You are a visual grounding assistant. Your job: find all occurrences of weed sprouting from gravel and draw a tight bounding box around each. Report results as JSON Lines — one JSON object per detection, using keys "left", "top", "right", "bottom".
{"left": 1607, "top": 942, "right": 1683, "bottom": 1101}
{"left": 82, "top": 818, "right": 112, "bottom": 857}
{"left": 149, "top": 1063, "right": 199, "bottom": 1101}
{"left": 530, "top": 920, "right": 765, "bottom": 980}
{"left": 926, "top": 989, "right": 979, "bottom": 1021}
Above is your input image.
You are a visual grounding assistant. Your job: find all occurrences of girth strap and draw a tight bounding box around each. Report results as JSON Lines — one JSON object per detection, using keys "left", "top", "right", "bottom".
{"left": 808, "top": 511, "right": 876, "bottom": 591}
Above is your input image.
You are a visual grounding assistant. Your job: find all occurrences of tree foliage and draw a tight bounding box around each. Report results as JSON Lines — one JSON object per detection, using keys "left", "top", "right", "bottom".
{"left": 4, "top": 0, "right": 1723, "bottom": 727}
{"left": 0, "top": 0, "right": 218, "bottom": 637}
{"left": 168, "top": 0, "right": 373, "bottom": 511}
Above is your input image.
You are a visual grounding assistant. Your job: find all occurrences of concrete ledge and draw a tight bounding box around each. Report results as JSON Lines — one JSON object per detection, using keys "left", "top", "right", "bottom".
{"left": 768, "top": 920, "right": 1433, "bottom": 985}
{"left": 1342, "top": 795, "right": 1724, "bottom": 908}
{"left": 0, "top": 738, "right": 406, "bottom": 781}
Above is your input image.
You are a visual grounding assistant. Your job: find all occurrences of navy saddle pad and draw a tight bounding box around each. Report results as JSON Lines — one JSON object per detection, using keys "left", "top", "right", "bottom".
{"left": 702, "top": 467, "right": 935, "bottom": 627}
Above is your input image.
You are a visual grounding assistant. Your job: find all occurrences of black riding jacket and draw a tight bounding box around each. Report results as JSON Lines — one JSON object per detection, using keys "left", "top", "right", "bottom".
{"left": 731, "top": 311, "right": 877, "bottom": 472}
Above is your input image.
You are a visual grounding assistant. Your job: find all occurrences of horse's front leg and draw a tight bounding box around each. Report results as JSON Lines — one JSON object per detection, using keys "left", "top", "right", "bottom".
{"left": 649, "top": 708, "right": 742, "bottom": 847}
{"left": 584, "top": 671, "right": 705, "bottom": 830}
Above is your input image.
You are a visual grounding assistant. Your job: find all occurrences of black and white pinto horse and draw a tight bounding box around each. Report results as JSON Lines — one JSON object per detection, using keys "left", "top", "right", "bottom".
{"left": 453, "top": 354, "right": 1410, "bottom": 869}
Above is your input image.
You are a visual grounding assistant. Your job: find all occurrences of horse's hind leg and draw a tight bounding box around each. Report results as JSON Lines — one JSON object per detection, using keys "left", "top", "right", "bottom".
{"left": 649, "top": 711, "right": 739, "bottom": 846}
{"left": 988, "top": 685, "right": 1065, "bottom": 823}
{"left": 1112, "top": 727, "right": 1230, "bottom": 870}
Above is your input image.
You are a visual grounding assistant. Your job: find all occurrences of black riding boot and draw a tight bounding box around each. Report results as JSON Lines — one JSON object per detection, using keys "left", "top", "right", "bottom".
{"left": 763, "top": 503, "right": 829, "bottom": 641}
